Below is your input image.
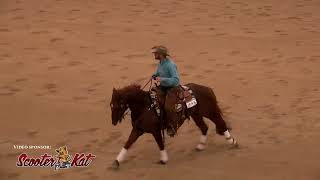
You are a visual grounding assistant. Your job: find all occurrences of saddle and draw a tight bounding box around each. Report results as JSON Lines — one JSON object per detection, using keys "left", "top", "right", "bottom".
{"left": 174, "top": 85, "right": 197, "bottom": 113}
{"left": 178, "top": 85, "right": 192, "bottom": 101}
{"left": 149, "top": 85, "right": 197, "bottom": 118}
{"left": 149, "top": 85, "right": 198, "bottom": 136}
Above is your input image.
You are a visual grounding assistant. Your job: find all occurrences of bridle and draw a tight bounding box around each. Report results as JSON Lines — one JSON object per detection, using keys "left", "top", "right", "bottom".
{"left": 141, "top": 77, "right": 154, "bottom": 91}
{"left": 110, "top": 102, "right": 129, "bottom": 122}
{"left": 121, "top": 105, "right": 130, "bottom": 121}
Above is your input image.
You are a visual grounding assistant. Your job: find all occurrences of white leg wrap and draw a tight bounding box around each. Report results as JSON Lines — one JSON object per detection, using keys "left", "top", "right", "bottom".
{"left": 116, "top": 148, "right": 127, "bottom": 162}
{"left": 199, "top": 135, "right": 207, "bottom": 144}
{"left": 196, "top": 135, "right": 207, "bottom": 150}
{"left": 196, "top": 143, "right": 206, "bottom": 150}
{"left": 224, "top": 130, "right": 236, "bottom": 145}
{"left": 224, "top": 130, "right": 231, "bottom": 138}
{"left": 160, "top": 150, "right": 169, "bottom": 162}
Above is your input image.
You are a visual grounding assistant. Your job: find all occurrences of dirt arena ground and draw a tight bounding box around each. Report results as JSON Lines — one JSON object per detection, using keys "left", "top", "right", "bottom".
{"left": 0, "top": 0, "right": 320, "bottom": 179}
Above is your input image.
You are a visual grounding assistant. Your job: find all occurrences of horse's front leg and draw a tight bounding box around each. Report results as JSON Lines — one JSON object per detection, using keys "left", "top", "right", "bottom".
{"left": 112, "top": 128, "right": 143, "bottom": 169}
{"left": 152, "top": 131, "right": 168, "bottom": 164}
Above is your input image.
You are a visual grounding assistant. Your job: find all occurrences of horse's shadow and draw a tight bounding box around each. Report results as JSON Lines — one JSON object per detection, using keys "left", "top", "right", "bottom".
{"left": 108, "top": 138, "right": 244, "bottom": 171}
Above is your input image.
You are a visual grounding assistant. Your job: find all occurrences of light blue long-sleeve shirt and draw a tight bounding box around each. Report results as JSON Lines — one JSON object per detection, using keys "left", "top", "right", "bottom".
{"left": 153, "top": 58, "right": 180, "bottom": 87}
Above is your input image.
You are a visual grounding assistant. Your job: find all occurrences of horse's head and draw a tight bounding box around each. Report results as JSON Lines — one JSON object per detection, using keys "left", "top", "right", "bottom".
{"left": 110, "top": 88, "right": 129, "bottom": 126}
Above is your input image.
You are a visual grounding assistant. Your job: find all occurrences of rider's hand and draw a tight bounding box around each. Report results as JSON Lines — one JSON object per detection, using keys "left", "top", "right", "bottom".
{"left": 152, "top": 75, "right": 157, "bottom": 80}
{"left": 155, "top": 77, "right": 161, "bottom": 82}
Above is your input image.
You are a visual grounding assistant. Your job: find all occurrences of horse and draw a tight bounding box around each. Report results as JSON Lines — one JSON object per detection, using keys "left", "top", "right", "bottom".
{"left": 109, "top": 83, "right": 238, "bottom": 169}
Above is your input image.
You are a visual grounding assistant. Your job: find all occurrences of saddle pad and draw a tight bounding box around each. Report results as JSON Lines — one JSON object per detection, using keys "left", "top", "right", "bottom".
{"left": 181, "top": 85, "right": 189, "bottom": 90}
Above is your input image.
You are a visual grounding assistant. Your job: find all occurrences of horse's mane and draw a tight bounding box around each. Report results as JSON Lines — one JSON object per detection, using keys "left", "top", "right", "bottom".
{"left": 119, "top": 84, "right": 142, "bottom": 94}
{"left": 117, "top": 84, "right": 147, "bottom": 103}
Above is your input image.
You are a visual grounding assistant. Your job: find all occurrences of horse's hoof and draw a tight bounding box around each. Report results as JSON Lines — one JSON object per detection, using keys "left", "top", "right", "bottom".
{"left": 158, "top": 160, "right": 167, "bottom": 165}
{"left": 195, "top": 144, "right": 206, "bottom": 151}
{"left": 166, "top": 131, "right": 175, "bottom": 137}
{"left": 230, "top": 142, "right": 240, "bottom": 149}
{"left": 111, "top": 160, "right": 120, "bottom": 170}
{"left": 195, "top": 147, "right": 205, "bottom": 151}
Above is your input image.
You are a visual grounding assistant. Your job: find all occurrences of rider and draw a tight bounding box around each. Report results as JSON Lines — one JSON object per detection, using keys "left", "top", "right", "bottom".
{"left": 151, "top": 45, "right": 180, "bottom": 137}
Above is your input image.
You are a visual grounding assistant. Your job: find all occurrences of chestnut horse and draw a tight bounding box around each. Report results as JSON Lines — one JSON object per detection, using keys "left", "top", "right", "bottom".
{"left": 110, "top": 83, "right": 238, "bottom": 169}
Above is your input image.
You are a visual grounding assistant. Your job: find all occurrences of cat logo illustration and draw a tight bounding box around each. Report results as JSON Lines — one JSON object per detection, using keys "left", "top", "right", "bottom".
{"left": 55, "top": 146, "right": 72, "bottom": 170}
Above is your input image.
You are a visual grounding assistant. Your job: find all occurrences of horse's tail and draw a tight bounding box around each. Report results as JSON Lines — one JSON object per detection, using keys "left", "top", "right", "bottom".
{"left": 208, "top": 87, "right": 222, "bottom": 113}
{"left": 208, "top": 88, "right": 233, "bottom": 132}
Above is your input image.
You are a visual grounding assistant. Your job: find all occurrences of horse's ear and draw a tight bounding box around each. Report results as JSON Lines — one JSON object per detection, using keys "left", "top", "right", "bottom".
{"left": 113, "top": 88, "right": 120, "bottom": 97}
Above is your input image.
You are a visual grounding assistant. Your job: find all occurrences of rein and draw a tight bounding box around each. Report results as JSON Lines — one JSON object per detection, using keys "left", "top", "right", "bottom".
{"left": 120, "top": 78, "right": 152, "bottom": 120}
{"left": 121, "top": 78, "right": 153, "bottom": 120}
{"left": 141, "top": 78, "right": 153, "bottom": 91}
{"left": 142, "top": 78, "right": 165, "bottom": 142}
{"left": 120, "top": 78, "right": 165, "bottom": 142}
{"left": 121, "top": 109, "right": 130, "bottom": 120}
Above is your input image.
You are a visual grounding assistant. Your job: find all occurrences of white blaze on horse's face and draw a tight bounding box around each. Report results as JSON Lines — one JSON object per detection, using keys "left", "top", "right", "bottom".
{"left": 111, "top": 88, "right": 128, "bottom": 126}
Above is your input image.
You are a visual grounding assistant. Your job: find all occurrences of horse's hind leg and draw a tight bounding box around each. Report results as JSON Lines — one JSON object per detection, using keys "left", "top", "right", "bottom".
{"left": 191, "top": 113, "right": 208, "bottom": 151}
{"left": 112, "top": 128, "right": 143, "bottom": 169}
{"left": 207, "top": 110, "right": 238, "bottom": 147}
{"left": 152, "top": 130, "right": 168, "bottom": 164}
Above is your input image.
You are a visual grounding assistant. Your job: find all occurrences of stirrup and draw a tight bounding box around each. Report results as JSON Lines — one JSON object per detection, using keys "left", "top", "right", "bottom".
{"left": 166, "top": 127, "right": 176, "bottom": 137}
